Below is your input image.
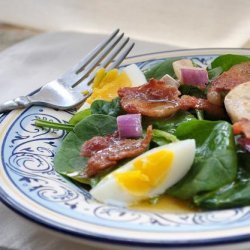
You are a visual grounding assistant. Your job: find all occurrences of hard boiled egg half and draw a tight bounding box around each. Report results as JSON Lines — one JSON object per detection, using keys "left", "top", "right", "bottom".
{"left": 90, "top": 139, "right": 196, "bottom": 207}
{"left": 78, "top": 64, "right": 146, "bottom": 111}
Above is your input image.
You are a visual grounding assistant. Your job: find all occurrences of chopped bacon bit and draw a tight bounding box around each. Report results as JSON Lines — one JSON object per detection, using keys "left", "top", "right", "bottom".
{"left": 233, "top": 118, "right": 250, "bottom": 138}
{"left": 208, "top": 62, "right": 250, "bottom": 105}
{"left": 179, "top": 95, "right": 225, "bottom": 117}
{"left": 118, "top": 79, "right": 224, "bottom": 118}
{"left": 118, "top": 79, "right": 180, "bottom": 118}
{"left": 80, "top": 135, "right": 114, "bottom": 157}
{"left": 81, "top": 126, "right": 153, "bottom": 177}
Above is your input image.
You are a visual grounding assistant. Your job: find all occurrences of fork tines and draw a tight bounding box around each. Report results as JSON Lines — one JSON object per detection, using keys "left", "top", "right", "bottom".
{"left": 62, "top": 29, "right": 134, "bottom": 90}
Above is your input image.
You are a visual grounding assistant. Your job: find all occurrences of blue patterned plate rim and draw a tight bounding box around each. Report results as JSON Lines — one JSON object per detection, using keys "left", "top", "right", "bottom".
{"left": 1, "top": 48, "right": 250, "bottom": 249}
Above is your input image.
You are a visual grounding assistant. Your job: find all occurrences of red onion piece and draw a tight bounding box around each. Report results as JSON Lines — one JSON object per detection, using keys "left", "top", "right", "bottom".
{"left": 180, "top": 67, "right": 208, "bottom": 87}
{"left": 238, "top": 137, "right": 250, "bottom": 152}
{"left": 117, "top": 114, "right": 142, "bottom": 139}
{"left": 173, "top": 59, "right": 193, "bottom": 81}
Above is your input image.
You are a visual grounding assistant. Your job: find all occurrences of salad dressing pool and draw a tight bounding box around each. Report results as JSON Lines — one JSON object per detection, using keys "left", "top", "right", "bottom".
{"left": 130, "top": 195, "right": 198, "bottom": 213}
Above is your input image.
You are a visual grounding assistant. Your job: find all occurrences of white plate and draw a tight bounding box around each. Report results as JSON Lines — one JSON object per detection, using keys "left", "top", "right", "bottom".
{"left": 1, "top": 48, "right": 250, "bottom": 250}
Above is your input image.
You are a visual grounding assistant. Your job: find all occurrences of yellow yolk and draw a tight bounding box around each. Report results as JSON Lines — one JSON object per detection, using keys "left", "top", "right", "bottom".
{"left": 85, "top": 68, "right": 132, "bottom": 104}
{"left": 115, "top": 150, "right": 174, "bottom": 195}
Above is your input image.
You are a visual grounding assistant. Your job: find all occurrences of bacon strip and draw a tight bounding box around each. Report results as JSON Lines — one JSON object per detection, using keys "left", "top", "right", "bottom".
{"left": 118, "top": 79, "right": 224, "bottom": 118}
{"left": 179, "top": 95, "right": 225, "bottom": 117}
{"left": 207, "top": 62, "right": 250, "bottom": 105}
{"left": 118, "top": 79, "right": 180, "bottom": 118}
{"left": 81, "top": 126, "right": 153, "bottom": 177}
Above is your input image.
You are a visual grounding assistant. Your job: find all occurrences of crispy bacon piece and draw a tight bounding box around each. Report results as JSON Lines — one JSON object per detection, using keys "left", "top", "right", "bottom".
{"left": 118, "top": 79, "right": 180, "bottom": 118}
{"left": 81, "top": 126, "right": 153, "bottom": 177}
{"left": 208, "top": 62, "right": 250, "bottom": 105}
{"left": 233, "top": 118, "right": 250, "bottom": 139}
{"left": 118, "top": 79, "right": 224, "bottom": 118}
{"left": 179, "top": 95, "right": 225, "bottom": 117}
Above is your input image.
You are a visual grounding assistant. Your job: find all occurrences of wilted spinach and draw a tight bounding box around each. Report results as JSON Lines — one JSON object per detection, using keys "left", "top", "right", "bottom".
{"left": 69, "top": 108, "right": 91, "bottom": 125}
{"left": 179, "top": 85, "right": 206, "bottom": 99}
{"left": 194, "top": 150, "right": 250, "bottom": 209}
{"left": 54, "top": 114, "right": 117, "bottom": 185}
{"left": 168, "top": 120, "right": 237, "bottom": 199}
{"left": 210, "top": 54, "right": 250, "bottom": 72}
{"left": 144, "top": 57, "right": 180, "bottom": 80}
{"left": 207, "top": 66, "right": 223, "bottom": 80}
{"left": 148, "top": 111, "right": 196, "bottom": 134}
{"left": 152, "top": 129, "right": 178, "bottom": 146}
{"left": 90, "top": 97, "right": 122, "bottom": 117}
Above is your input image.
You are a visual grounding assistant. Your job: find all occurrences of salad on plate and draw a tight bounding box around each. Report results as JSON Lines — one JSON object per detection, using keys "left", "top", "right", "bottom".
{"left": 36, "top": 53, "right": 250, "bottom": 211}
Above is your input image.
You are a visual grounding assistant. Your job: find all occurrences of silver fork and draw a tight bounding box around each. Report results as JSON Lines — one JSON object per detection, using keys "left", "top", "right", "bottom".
{"left": 0, "top": 29, "right": 134, "bottom": 113}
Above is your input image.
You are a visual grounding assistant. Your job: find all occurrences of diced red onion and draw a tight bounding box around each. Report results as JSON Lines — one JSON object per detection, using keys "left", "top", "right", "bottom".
{"left": 238, "top": 137, "right": 250, "bottom": 152}
{"left": 173, "top": 59, "right": 193, "bottom": 81}
{"left": 117, "top": 114, "right": 142, "bottom": 139}
{"left": 180, "top": 67, "right": 208, "bottom": 87}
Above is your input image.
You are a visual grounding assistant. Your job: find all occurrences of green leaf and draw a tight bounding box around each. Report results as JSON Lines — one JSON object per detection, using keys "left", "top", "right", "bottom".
{"left": 54, "top": 114, "right": 117, "bottom": 185}
{"left": 144, "top": 57, "right": 180, "bottom": 80}
{"left": 193, "top": 181, "right": 250, "bottom": 209}
{"left": 74, "top": 114, "right": 117, "bottom": 141}
{"left": 167, "top": 120, "right": 237, "bottom": 199}
{"left": 179, "top": 85, "right": 206, "bottom": 98}
{"left": 207, "top": 66, "right": 223, "bottom": 80}
{"left": 148, "top": 111, "right": 196, "bottom": 134}
{"left": 54, "top": 131, "right": 90, "bottom": 184}
{"left": 195, "top": 109, "right": 204, "bottom": 120}
{"left": 152, "top": 129, "right": 178, "bottom": 146}
{"left": 69, "top": 109, "right": 91, "bottom": 125}
{"left": 193, "top": 149, "right": 250, "bottom": 209}
{"left": 90, "top": 97, "right": 122, "bottom": 117}
{"left": 210, "top": 54, "right": 250, "bottom": 72}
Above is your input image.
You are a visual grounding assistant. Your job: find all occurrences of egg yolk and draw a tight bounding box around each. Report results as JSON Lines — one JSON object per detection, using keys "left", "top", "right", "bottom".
{"left": 115, "top": 150, "right": 174, "bottom": 195}
{"left": 85, "top": 68, "right": 132, "bottom": 104}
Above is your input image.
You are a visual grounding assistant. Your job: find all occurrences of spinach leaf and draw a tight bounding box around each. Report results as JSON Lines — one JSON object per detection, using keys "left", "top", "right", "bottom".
{"left": 179, "top": 85, "right": 206, "bottom": 98}
{"left": 210, "top": 54, "right": 250, "bottom": 72}
{"left": 207, "top": 66, "right": 223, "bottom": 80}
{"left": 152, "top": 129, "right": 178, "bottom": 146}
{"left": 74, "top": 114, "right": 117, "bottom": 141}
{"left": 193, "top": 150, "right": 250, "bottom": 209}
{"left": 69, "top": 108, "right": 91, "bottom": 125}
{"left": 193, "top": 181, "right": 250, "bottom": 209}
{"left": 148, "top": 111, "right": 196, "bottom": 134}
{"left": 144, "top": 57, "right": 180, "bottom": 80}
{"left": 195, "top": 110, "right": 204, "bottom": 120}
{"left": 54, "top": 114, "right": 117, "bottom": 185}
{"left": 168, "top": 120, "right": 237, "bottom": 199}
{"left": 90, "top": 97, "right": 122, "bottom": 117}
{"left": 54, "top": 131, "right": 90, "bottom": 184}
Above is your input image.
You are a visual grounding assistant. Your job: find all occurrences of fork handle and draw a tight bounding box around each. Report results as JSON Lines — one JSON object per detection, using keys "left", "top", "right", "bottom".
{"left": 0, "top": 96, "right": 32, "bottom": 113}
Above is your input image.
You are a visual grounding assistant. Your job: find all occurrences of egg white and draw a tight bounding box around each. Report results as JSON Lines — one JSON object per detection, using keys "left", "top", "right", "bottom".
{"left": 90, "top": 139, "right": 196, "bottom": 207}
